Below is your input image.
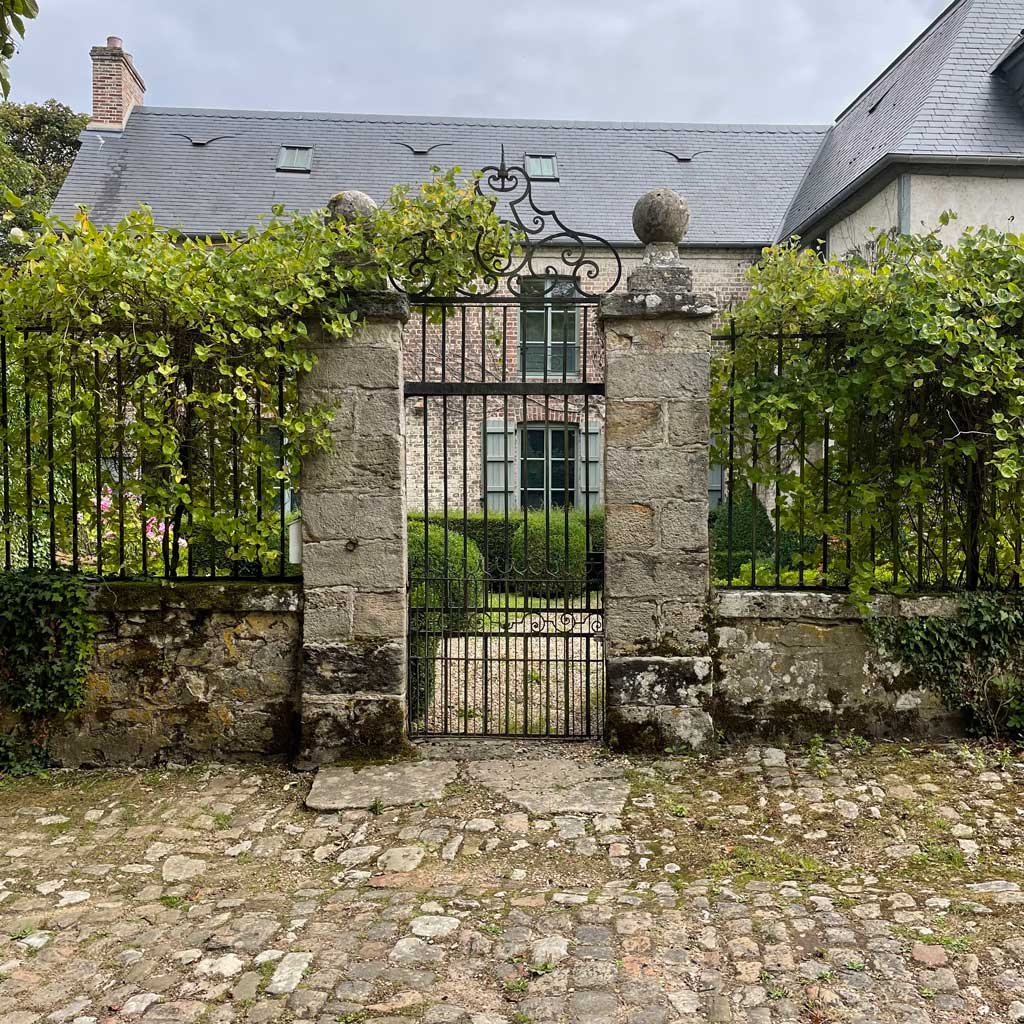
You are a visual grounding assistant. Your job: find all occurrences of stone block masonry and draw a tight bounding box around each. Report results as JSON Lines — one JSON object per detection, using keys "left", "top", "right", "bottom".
{"left": 600, "top": 191, "right": 718, "bottom": 754}
{"left": 714, "top": 590, "right": 961, "bottom": 740}
{"left": 298, "top": 291, "right": 412, "bottom": 764}
{"left": 41, "top": 582, "right": 301, "bottom": 767}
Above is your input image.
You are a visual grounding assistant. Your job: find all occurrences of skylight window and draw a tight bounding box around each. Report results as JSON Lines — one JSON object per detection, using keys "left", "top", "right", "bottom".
{"left": 525, "top": 154, "right": 558, "bottom": 180}
{"left": 277, "top": 146, "right": 314, "bottom": 173}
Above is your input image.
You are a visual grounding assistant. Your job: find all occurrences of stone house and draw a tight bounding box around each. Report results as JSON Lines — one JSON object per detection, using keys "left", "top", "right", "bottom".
{"left": 54, "top": 0, "right": 1024, "bottom": 515}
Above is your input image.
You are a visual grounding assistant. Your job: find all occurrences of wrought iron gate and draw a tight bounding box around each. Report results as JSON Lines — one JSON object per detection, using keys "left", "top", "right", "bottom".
{"left": 402, "top": 156, "right": 621, "bottom": 738}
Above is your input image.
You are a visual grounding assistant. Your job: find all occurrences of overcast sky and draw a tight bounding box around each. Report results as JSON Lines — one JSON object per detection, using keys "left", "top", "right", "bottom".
{"left": 9, "top": 0, "right": 950, "bottom": 125}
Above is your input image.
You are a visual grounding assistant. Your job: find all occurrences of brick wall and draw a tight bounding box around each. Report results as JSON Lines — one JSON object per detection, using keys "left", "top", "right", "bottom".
{"left": 402, "top": 246, "right": 758, "bottom": 512}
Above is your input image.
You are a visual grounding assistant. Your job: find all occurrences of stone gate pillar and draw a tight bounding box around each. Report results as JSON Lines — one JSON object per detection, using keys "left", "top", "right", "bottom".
{"left": 599, "top": 189, "right": 717, "bottom": 753}
{"left": 297, "top": 192, "right": 410, "bottom": 764}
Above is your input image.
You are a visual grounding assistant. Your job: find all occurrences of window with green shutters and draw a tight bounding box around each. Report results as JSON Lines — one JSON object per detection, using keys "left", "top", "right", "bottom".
{"left": 520, "top": 423, "right": 577, "bottom": 510}
{"left": 518, "top": 277, "right": 579, "bottom": 377}
{"left": 484, "top": 418, "right": 602, "bottom": 512}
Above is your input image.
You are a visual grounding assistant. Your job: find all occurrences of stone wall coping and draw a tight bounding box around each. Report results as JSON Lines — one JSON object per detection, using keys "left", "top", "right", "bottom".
{"left": 600, "top": 290, "right": 718, "bottom": 321}
{"left": 89, "top": 580, "right": 302, "bottom": 614}
{"left": 715, "top": 588, "right": 961, "bottom": 622}
{"left": 347, "top": 290, "right": 410, "bottom": 323}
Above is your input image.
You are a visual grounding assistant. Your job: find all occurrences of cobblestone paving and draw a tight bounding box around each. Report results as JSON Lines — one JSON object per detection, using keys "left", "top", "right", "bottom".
{"left": 0, "top": 739, "right": 1023, "bottom": 1023}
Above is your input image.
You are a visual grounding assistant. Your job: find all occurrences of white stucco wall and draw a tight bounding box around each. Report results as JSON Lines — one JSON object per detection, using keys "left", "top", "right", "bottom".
{"left": 826, "top": 180, "right": 900, "bottom": 257}
{"left": 909, "top": 173, "right": 1024, "bottom": 241}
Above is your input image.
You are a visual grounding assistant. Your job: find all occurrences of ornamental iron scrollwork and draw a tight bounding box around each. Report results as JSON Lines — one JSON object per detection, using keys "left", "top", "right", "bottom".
{"left": 391, "top": 146, "right": 623, "bottom": 299}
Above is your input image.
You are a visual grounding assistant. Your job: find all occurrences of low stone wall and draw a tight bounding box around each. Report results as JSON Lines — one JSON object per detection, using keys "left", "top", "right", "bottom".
{"left": 713, "top": 590, "right": 962, "bottom": 740}
{"left": 45, "top": 582, "right": 302, "bottom": 767}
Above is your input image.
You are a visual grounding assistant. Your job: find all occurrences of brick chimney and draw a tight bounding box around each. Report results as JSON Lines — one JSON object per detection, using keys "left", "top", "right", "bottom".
{"left": 89, "top": 36, "right": 145, "bottom": 131}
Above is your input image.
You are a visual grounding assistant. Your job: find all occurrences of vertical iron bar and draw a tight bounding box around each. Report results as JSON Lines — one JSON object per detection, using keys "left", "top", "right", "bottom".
{"left": 751, "top": 346, "right": 759, "bottom": 588}
{"left": 774, "top": 336, "right": 782, "bottom": 586}
{"left": 480, "top": 304, "right": 490, "bottom": 735}
{"left": 139, "top": 380, "right": 147, "bottom": 578}
{"left": 421, "top": 307, "right": 430, "bottom": 734}
{"left": 208, "top": 425, "right": 216, "bottom": 577}
{"left": 1, "top": 331, "right": 9, "bottom": 571}
{"left": 231, "top": 419, "right": 240, "bottom": 580}
{"left": 503, "top": 305, "right": 511, "bottom": 736}
{"left": 461, "top": 306, "right": 469, "bottom": 734}
{"left": 822, "top": 339, "right": 831, "bottom": 581}
{"left": 562, "top": 296, "right": 571, "bottom": 738}
{"left": 845, "top": 419, "right": 852, "bottom": 577}
{"left": 582, "top": 307, "right": 592, "bottom": 738}
{"left": 25, "top": 359, "right": 33, "bottom": 569}
{"left": 46, "top": 369, "right": 56, "bottom": 569}
{"left": 441, "top": 305, "right": 450, "bottom": 734}
{"left": 70, "top": 353, "right": 78, "bottom": 573}
{"left": 798, "top": 411, "right": 805, "bottom": 589}
{"left": 726, "top": 320, "right": 736, "bottom": 585}
{"left": 115, "top": 350, "right": 125, "bottom": 576}
{"left": 184, "top": 336, "right": 196, "bottom": 579}
{"left": 93, "top": 350, "right": 101, "bottom": 576}
{"left": 278, "top": 357, "right": 287, "bottom": 578}
{"left": 254, "top": 378, "right": 262, "bottom": 579}
{"left": 521, "top": 294, "right": 530, "bottom": 735}
{"left": 941, "top": 460, "right": 949, "bottom": 588}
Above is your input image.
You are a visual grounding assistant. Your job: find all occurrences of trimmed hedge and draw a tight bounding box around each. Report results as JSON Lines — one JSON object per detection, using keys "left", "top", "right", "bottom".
{"left": 407, "top": 522, "right": 486, "bottom": 717}
{"left": 408, "top": 511, "right": 517, "bottom": 579}
{"left": 510, "top": 511, "right": 589, "bottom": 597}
{"left": 408, "top": 508, "right": 605, "bottom": 580}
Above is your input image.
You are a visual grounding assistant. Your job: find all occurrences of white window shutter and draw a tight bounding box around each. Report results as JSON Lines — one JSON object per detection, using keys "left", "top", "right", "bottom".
{"left": 484, "top": 419, "right": 519, "bottom": 512}
{"left": 578, "top": 421, "right": 603, "bottom": 510}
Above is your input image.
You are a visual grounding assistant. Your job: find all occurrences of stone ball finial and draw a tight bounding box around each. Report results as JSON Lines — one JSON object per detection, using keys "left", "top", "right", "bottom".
{"left": 327, "top": 190, "right": 378, "bottom": 224}
{"left": 632, "top": 188, "right": 690, "bottom": 245}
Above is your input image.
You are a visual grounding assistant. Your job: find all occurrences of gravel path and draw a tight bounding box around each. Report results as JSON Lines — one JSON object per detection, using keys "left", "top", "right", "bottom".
{"left": 419, "top": 610, "right": 605, "bottom": 738}
{"left": 0, "top": 740, "right": 1023, "bottom": 1023}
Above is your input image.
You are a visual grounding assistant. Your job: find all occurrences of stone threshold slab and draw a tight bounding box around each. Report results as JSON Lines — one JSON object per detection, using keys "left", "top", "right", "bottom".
{"left": 305, "top": 760, "right": 458, "bottom": 811}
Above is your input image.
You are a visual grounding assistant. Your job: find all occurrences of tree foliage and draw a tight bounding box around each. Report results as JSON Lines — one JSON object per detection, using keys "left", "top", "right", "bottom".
{"left": 711, "top": 482, "right": 774, "bottom": 580}
{"left": 714, "top": 220, "right": 1024, "bottom": 602}
{"left": 0, "top": 168, "right": 516, "bottom": 575}
{"left": 0, "top": 0, "right": 38, "bottom": 99}
{"left": 1, "top": 100, "right": 87, "bottom": 264}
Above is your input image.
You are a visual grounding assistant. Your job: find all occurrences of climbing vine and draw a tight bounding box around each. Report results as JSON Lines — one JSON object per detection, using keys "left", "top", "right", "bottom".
{"left": 715, "top": 221, "right": 1024, "bottom": 603}
{"left": 0, "top": 167, "right": 515, "bottom": 574}
{"left": 867, "top": 595, "right": 1024, "bottom": 739}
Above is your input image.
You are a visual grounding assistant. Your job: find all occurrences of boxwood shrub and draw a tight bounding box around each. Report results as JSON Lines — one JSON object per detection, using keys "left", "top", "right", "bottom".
{"left": 408, "top": 511, "right": 519, "bottom": 580}
{"left": 510, "top": 511, "right": 589, "bottom": 598}
{"left": 406, "top": 521, "right": 486, "bottom": 717}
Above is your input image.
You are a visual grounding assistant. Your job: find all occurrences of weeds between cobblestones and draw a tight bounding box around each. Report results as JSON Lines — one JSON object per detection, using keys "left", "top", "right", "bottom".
{"left": 0, "top": 739, "right": 1021, "bottom": 1023}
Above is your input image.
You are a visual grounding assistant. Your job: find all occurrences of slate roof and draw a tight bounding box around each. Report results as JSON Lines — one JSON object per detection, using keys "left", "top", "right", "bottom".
{"left": 780, "top": 0, "right": 1024, "bottom": 239}
{"left": 51, "top": 108, "right": 827, "bottom": 247}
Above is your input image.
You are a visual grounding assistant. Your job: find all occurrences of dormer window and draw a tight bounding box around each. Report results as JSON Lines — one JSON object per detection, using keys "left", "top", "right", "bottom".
{"left": 525, "top": 154, "right": 558, "bottom": 180}
{"left": 277, "top": 146, "right": 313, "bottom": 173}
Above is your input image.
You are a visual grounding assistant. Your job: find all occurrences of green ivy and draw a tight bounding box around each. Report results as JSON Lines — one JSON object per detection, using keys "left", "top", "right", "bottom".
{"left": 0, "top": 569, "right": 94, "bottom": 758}
{"left": 867, "top": 594, "right": 1024, "bottom": 739}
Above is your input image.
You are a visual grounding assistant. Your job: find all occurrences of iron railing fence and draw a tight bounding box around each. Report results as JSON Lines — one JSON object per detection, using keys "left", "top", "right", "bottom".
{"left": 712, "top": 319, "right": 1024, "bottom": 593}
{"left": 0, "top": 321, "right": 300, "bottom": 581}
